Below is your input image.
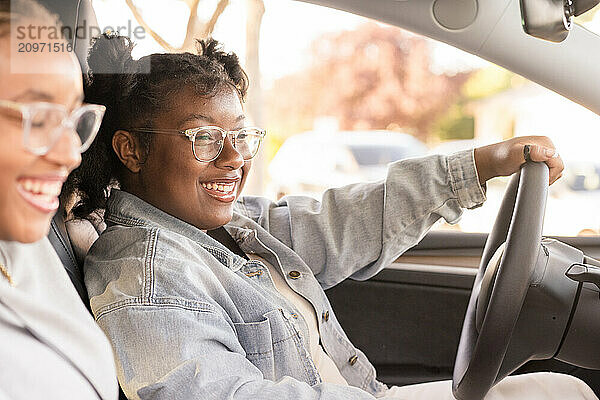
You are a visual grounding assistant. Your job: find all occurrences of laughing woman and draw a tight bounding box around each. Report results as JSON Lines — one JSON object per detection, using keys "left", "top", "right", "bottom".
{"left": 68, "top": 33, "right": 595, "bottom": 400}
{"left": 0, "top": 1, "right": 117, "bottom": 399}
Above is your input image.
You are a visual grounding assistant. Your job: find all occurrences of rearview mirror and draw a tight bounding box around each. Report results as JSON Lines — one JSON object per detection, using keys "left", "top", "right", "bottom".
{"left": 520, "top": 0, "right": 600, "bottom": 43}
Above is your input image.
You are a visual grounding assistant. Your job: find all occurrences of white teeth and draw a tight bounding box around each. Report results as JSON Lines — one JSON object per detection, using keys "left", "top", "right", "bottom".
{"left": 19, "top": 179, "right": 62, "bottom": 196}
{"left": 201, "top": 181, "right": 236, "bottom": 194}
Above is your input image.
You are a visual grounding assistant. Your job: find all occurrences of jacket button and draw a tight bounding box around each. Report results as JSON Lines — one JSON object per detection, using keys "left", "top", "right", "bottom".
{"left": 349, "top": 355, "right": 358, "bottom": 366}
{"left": 322, "top": 310, "right": 329, "bottom": 322}
{"left": 288, "top": 270, "right": 301, "bottom": 279}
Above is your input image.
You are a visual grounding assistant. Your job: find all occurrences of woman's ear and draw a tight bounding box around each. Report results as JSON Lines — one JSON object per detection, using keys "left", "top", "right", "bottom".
{"left": 112, "top": 130, "right": 144, "bottom": 173}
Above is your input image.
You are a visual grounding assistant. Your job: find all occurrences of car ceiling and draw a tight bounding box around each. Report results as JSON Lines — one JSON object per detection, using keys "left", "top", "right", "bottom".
{"left": 297, "top": 0, "right": 600, "bottom": 117}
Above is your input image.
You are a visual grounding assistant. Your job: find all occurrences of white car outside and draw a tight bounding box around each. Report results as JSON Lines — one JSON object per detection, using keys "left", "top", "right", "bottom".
{"left": 268, "top": 130, "right": 427, "bottom": 198}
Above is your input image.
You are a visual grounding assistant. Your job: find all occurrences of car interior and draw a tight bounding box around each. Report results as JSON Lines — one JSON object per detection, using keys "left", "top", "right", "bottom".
{"left": 41, "top": 0, "right": 600, "bottom": 399}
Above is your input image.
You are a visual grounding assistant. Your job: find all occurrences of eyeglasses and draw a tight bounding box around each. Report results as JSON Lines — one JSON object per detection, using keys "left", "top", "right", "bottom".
{"left": 129, "top": 126, "right": 266, "bottom": 162}
{"left": 0, "top": 99, "right": 106, "bottom": 155}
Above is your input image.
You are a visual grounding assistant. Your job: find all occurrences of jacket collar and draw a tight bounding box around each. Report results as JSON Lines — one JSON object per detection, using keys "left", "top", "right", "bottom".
{"left": 105, "top": 190, "right": 249, "bottom": 271}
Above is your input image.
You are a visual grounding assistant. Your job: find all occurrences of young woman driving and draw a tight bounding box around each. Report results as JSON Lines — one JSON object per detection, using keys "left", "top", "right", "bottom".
{"left": 0, "top": 1, "right": 117, "bottom": 399}
{"left": 68, "top": 33, "right": 596, "bottom": 400}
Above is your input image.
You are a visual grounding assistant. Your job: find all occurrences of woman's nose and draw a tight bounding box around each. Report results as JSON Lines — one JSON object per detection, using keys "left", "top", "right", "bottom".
{"left": 43, "top": 126, "right": 82, "bottom": 171}
{"left": 214, "top": 135, "right": 244, "bottom": 170}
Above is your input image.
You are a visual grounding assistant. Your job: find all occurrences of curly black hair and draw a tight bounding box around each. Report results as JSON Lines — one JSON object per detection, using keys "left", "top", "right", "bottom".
{"left": 64, "top": 33, "right": 249, "bottom": 220}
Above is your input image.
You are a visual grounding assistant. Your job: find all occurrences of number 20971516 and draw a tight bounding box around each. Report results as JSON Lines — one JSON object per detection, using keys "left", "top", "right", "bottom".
{"left": 17, "top": 42, "right": 73, "bottom": 53}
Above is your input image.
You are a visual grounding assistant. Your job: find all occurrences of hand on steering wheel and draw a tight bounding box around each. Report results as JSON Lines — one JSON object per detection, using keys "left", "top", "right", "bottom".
{"left": 474, "top": 136, "right": 563, "bottom": 186}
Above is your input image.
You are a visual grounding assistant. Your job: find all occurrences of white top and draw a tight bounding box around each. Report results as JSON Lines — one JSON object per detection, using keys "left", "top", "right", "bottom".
{"left": 247, "top": 253, "right": 348, "bottom": 385}
{"left": 0, "top": 238, "right": 118, "bottom": 400}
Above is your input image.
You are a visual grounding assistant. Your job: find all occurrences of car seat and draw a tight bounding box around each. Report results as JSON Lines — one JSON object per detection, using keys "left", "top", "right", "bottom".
{"left": 38, "top": 0, "right": 97, "bottom": 74}
{"left": 48, "top": 205, "right": 90, "bottom": 306}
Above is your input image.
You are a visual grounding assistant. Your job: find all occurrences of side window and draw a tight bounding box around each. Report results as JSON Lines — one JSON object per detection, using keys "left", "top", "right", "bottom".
{"left": 93, "top": 0, "right": 600, "bottom": 236}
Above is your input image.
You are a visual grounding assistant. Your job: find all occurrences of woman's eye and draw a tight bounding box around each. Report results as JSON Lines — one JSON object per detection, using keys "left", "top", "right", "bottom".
{"left": 195, "top": 134, "right": 219, "bottom": 147}
{"left": 30, "top": 109, "right": 62, "bottom": 130}
{"left": 30, "top": 116, "right": 49, "bottom": 129}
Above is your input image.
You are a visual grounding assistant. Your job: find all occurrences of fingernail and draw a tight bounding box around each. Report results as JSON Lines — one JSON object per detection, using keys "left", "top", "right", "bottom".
{"left": 545, "top": 148, "right": 555, "bottom": 157}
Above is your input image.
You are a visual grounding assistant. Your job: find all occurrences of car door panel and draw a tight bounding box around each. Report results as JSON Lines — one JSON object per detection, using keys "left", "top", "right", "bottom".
{"left": 325, "top": 232, "right": 600, "bottom": 392}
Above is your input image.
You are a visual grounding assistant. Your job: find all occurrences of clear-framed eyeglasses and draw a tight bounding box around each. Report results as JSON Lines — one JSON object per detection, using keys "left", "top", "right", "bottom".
{"left": 129, "top": 126, "right": 266, "bottom": 162}
{"left": 0, "top": 99, "right": 106, "bottom": 155}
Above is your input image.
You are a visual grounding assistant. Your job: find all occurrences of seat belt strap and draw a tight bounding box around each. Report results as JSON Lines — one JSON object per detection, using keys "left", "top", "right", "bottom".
{"left": 207, "top": 227, "right": 249, "bottom": 260}
{"left": 48, "top": 212, "right": 90, "bottom": 306}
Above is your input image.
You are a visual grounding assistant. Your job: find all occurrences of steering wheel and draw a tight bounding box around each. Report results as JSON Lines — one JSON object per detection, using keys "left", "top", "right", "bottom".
{"left": 452, "top": 161, "right": 549, "bottom": 400}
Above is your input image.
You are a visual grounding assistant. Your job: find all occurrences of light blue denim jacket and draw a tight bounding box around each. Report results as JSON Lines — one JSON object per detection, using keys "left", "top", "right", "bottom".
{"left": 84, "top": 150, "right": 485, "bottom": 400}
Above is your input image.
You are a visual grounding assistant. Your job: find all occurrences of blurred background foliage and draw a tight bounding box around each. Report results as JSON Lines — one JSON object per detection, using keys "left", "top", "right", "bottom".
{"left": 265, "top": 24, "right": 467, "bottom": 144}
{"left": 263, "top": 22, "right": 527, "bottom": 157}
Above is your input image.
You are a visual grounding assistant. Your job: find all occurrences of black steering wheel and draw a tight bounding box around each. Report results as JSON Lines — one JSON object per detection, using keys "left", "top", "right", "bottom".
{"left": 452, "top": 161, "right": 549, "bottom": 400}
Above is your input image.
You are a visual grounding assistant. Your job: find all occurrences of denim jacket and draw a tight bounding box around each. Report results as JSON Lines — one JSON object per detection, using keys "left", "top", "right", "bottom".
{"left": 84, "top": 150, "right": 485, "bottom": 400}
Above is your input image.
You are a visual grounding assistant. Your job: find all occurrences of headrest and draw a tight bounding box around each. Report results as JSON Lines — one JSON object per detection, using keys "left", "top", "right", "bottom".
{"left": 65, "top": 217, "right": 106, "bottom": 266}
{"left": 37, "top": 0, "right": 98, "bottom": 74}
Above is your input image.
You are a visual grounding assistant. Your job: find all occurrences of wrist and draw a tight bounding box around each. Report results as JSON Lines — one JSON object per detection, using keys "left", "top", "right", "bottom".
{"left": 474, "top": 146, "right": 494, "bottom": 185}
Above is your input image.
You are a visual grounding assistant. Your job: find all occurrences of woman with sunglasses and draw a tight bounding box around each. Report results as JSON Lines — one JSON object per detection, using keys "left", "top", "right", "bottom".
{"left": 0, "top": 1, "right": 117, "bottom": 399}
{"left": 68, "top": 33, "right": 594, "bottom": 399}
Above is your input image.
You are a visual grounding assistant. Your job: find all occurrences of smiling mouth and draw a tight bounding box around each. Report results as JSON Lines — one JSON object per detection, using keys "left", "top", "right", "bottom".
{"left": 16, "top": 178, "right": 63, "bottom": 213}
{"left": 200, "top": 181, "right": 237, "bottom": 202}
